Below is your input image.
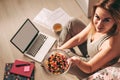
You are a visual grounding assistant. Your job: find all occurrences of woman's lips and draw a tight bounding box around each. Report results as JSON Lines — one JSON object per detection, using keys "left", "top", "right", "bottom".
{"left": 96, "top": 27, "right": 104, "bottom": 31}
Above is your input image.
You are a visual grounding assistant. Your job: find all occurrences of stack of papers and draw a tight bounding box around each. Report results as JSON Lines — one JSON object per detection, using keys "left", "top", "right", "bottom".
{"left": 33, "top": 8, "right": 73, "bottom": 30}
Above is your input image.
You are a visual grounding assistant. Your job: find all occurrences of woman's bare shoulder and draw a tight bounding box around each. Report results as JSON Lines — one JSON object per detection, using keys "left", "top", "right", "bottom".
{"left": 101, "top": 32, "right": 120, "bottom": 54}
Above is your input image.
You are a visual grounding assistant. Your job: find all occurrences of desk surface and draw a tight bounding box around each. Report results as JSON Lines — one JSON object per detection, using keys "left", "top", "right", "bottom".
{"left": 0, "top": 0, "right": 90, "bottom": 80}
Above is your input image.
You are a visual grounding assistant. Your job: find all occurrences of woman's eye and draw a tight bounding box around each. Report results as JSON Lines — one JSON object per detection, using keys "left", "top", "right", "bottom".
{"left": 95, "top": 15, "right": 100, "bottom": 20}
{"left": 103, "top": 19, "right": 110, "bottom": 22}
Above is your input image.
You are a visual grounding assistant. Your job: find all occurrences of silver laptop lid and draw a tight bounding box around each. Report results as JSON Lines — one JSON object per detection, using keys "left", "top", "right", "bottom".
{"left": 10, "top": 19, "right": 39, "bottom": 53}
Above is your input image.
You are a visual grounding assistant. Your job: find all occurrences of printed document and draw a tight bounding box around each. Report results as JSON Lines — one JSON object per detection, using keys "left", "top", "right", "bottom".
{"left": 33, "top": 8, "right": 73, "bottom": 30}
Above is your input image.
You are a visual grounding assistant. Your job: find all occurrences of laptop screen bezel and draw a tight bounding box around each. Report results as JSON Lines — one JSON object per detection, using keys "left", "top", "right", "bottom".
{"left": 10, "top": 18, "right": 39, "bottom": 53}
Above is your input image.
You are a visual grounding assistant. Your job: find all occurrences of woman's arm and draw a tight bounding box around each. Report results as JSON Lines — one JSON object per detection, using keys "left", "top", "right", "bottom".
{"left": 59, "top": 23, "right": 92, "bottom": 49}
{"left": 69, "top": 34, "right": 120, "bottom": 73}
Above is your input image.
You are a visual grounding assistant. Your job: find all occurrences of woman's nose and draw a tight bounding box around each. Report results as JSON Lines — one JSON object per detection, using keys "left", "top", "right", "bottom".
{"left": 97, "top": 20, "right": 103, "bottom": 27}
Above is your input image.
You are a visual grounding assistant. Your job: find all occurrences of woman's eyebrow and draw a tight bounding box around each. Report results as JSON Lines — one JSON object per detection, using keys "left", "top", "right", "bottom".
{"left": 95, "top": 13, "right": 112, "bottom": 20}
{"left": 103, "top": 17, "right": 113, "bottom": 22}
{"left": 95, "top": 13, "right": 98, "bottom": 16}
{"left": 104, "top": 17, "right": 112, "bottom": 20}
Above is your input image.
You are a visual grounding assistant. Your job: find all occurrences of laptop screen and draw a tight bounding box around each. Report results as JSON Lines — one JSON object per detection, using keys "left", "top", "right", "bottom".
{"left": 10, "top": 19, "right": 39, "bottom": 53}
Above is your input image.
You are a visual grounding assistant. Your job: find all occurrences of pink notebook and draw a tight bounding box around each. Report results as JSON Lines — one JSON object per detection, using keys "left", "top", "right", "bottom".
{"left": 10, "top": 60, "right": 35, "bottom": 77}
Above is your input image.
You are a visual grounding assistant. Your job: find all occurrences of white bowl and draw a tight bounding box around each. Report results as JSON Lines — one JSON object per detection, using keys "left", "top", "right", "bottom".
{"left": 43, "top": 49, "right": 71, "bottom": 75}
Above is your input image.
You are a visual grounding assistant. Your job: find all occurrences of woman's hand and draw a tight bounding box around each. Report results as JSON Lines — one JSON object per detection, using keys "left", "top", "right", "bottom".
{"left": 67, "top": 56, "right": 82, "bottom": 66}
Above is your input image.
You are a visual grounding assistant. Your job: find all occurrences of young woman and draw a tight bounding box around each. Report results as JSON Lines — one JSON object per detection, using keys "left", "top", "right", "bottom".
{"left": 58, "top": 0, "right": 120, "bottom": 73}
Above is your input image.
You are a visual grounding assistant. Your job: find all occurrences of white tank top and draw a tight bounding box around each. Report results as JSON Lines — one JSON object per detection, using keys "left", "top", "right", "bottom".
{"left": 87, "top": 34, "right": 111, "bottom": 59}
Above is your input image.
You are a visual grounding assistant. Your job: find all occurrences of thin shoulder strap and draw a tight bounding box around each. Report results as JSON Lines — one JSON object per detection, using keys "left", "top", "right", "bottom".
{"left": 97, "top": 34, "right": 111, "bottom": 50}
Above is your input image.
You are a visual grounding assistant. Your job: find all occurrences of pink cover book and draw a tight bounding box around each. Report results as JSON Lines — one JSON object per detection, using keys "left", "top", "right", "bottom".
{"left": 10, "top": 60, "right": 35, "bottom": 77}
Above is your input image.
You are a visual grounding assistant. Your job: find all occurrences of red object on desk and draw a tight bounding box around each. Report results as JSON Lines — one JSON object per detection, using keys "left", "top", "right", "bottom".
{"left": 10, "top": 60, "right": 35, "bottom": 77}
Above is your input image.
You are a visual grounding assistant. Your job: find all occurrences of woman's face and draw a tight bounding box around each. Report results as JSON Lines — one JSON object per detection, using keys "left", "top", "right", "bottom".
{"left": 93, "top": 7, "right": 115, "bottom": 34}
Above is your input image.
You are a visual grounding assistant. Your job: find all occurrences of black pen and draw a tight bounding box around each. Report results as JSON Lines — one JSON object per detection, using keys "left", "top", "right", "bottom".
{"left": 16, "top": 63, "right": 30, "bottom": 67}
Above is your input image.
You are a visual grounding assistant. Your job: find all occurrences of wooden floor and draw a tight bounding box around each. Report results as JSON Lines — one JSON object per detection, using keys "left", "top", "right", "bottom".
{"left": 0, "top": 0, "right": 90, "bottom": 79}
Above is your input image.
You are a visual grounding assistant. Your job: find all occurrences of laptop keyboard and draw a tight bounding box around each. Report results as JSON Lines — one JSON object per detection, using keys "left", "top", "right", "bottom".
{"left": 27, "top": 33, "right": 48, "bottom": 57}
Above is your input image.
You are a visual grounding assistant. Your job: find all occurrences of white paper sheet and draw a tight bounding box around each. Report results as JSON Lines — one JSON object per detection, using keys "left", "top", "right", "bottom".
{"left": 33, "top": 8, "right": 52, "bottom": 27}
{"left": 33, "top": 8, "right": 73, "bottom": 30}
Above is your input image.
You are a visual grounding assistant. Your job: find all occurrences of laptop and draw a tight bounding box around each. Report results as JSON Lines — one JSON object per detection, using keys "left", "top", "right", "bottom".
{"left": 10, "top": 19, "right": 56, "bottom": 63}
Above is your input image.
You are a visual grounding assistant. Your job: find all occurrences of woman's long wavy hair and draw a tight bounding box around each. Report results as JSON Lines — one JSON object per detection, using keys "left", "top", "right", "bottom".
{"left": 90, "top": 0, "right": 120, "bottom": 35}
